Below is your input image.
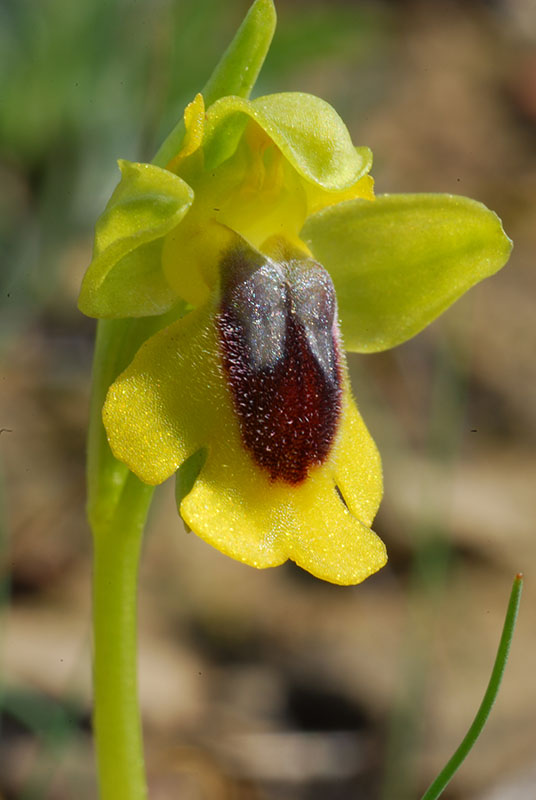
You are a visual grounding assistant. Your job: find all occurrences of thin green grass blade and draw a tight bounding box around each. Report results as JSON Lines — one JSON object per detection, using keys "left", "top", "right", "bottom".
{"left": 420, "top": 573, "right": 523, "bottom": 800}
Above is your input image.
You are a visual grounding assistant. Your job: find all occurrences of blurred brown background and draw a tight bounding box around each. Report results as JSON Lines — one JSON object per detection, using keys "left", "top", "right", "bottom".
{"left": 1, "top": 0, "right": 535, "bottom": 798}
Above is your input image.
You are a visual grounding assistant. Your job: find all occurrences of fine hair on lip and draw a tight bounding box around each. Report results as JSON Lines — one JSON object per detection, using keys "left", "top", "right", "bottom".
{"left": 218, "top": 251, "right": 342, "bottom": 484}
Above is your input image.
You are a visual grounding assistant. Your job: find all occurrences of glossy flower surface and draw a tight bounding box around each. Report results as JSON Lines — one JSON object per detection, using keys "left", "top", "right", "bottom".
{"left": 79, "top": 8, "right": 511, "bottom": 585}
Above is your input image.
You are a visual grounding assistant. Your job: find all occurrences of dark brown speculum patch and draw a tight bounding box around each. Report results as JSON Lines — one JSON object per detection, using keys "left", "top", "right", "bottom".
{"left": 217, "top": 245, "right": 342, "bottom": 485}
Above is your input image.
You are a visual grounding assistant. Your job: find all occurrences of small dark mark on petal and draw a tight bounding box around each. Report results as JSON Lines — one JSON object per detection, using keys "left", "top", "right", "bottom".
{"left": 335, "top": 485, "right": 348, "bottom": 508}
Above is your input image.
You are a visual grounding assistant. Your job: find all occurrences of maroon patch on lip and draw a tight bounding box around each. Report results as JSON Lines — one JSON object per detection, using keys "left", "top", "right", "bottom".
{"left": 217, "top": 250, "right": 342, "bottom": 485}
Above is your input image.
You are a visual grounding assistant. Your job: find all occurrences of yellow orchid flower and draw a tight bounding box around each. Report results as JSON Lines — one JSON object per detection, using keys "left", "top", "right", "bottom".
{"left": 79, "top": 4, "right": 511, "bottom": 587}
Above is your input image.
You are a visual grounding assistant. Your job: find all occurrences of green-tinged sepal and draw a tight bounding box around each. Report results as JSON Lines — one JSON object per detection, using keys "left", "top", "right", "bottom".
{"left": 153, "top": 0, "right": 276, "bottom": 168}
{"left": 202, "top": 0, "right": 276, "bottom": 107}
{"left": 302, "top": 193, "right": 513, "bottom": 352}
{"left": 78, "top": 160, "right": 193, "bottom": 318}
{"left": 203, "top": 93, "right": 372, "bottom": 189}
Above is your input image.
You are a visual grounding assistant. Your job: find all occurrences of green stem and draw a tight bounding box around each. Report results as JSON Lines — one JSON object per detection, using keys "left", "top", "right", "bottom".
{"left": 92, "top": 474, "right": 154, "bottom": 800}
{"left": 88, "top": 316, "right": 157, "bottom": 799}
{"left": 420, "top": 573, "right": 523, "bottom": 800}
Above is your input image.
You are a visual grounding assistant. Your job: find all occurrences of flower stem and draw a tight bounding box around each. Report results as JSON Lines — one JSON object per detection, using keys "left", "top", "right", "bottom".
{"left": 420, "top": 573, "right": 523, "bottom": 800}
{"left": 88, "top": 317, "right": 158, "bottom": 799}
{"left": 92, "top": 473, "right": 154, "bottom": 800}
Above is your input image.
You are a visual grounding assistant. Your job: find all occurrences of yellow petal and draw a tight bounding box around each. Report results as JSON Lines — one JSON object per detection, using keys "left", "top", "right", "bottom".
{"left": 166, "top": 93, "right": 205, "bottom": 173}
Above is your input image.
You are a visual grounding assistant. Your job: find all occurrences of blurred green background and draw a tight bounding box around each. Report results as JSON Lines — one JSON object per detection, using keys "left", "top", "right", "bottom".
{"left": 1, "top": 0, "right": 535, "bottom": 798}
